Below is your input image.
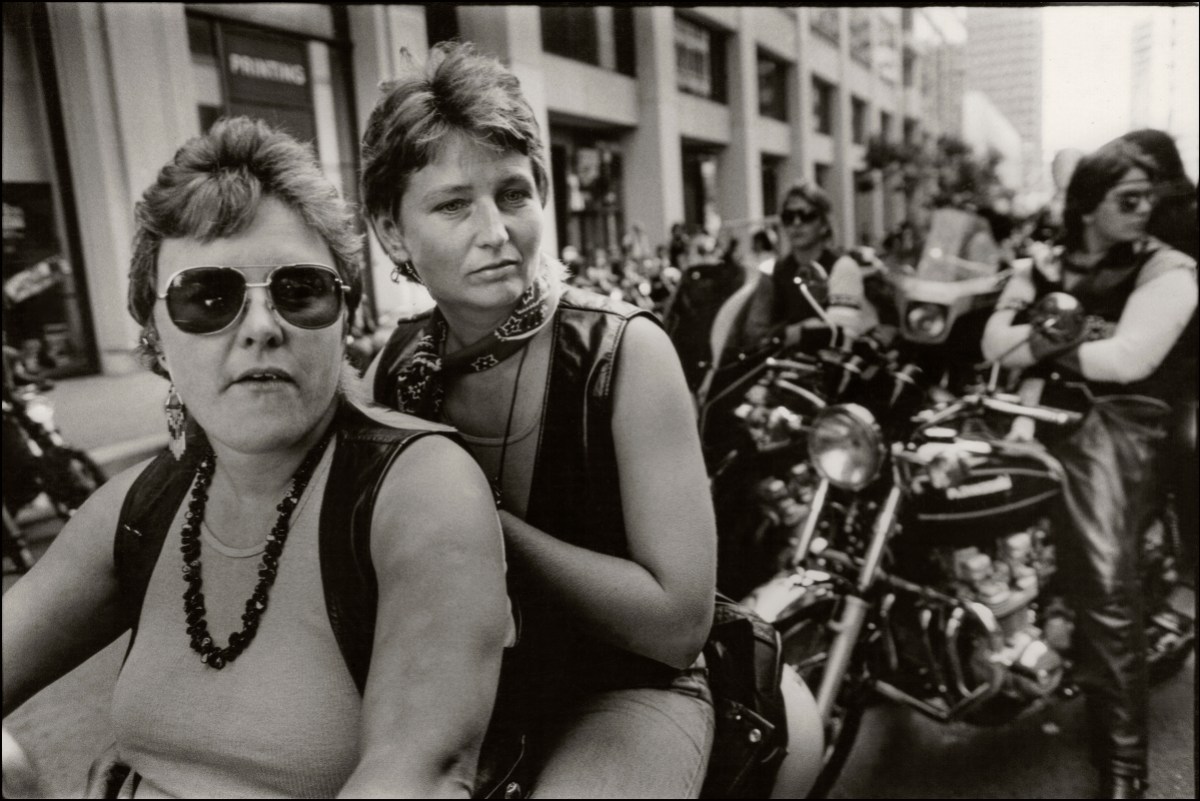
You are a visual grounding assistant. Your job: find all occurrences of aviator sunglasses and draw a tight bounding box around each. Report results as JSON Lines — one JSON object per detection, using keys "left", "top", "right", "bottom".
{"left": 157, "top": 263, "right": 348, "bottom": 335}
{"left": 780, "top": 207, "right": 822, "bottom": 226}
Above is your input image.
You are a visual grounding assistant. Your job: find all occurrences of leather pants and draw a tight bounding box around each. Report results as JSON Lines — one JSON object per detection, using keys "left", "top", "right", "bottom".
{"left": 1052, "top": 395, "right": 1170, "bottom": 780}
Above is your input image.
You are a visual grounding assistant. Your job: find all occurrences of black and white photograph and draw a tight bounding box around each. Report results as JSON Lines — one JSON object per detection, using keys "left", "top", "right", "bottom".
{"left": 3, "top": 4, "right": 1196, "bottom": 799}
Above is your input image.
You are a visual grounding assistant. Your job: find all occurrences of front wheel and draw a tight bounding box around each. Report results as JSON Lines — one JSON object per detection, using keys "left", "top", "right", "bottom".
{"left": 777, "top": 601, "right": 868, "bottom": 799}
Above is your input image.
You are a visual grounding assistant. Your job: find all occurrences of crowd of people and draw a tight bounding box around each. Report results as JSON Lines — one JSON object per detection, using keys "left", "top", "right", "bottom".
{"left": 2, "top": 38, "right": 1196, "bottom": 801}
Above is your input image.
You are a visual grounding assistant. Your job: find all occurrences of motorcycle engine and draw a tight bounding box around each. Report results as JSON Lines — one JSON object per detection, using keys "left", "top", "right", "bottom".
{"left": 944, "top": 523, "right": 1067, "bottom": 701}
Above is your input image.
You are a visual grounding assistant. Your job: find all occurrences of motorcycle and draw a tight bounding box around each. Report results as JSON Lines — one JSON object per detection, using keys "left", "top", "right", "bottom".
{"left": 736, "top": 294, "right": 1194, "bottom": 797}
{"left": 2, "top": 344, "right": 106, "bottom": 572}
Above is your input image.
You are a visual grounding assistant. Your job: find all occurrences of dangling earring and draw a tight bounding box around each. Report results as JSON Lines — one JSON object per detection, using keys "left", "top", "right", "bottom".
{"left": 165, "top": 384, "right": 188, "bottom": 460}
{"left": 390, "top": 260, "right": 421, "bottom": 285}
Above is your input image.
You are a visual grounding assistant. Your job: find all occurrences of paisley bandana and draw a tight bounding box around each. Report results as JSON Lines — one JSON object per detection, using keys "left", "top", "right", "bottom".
{"left": 393, "top": 268, "right": 557, "bottom": 419}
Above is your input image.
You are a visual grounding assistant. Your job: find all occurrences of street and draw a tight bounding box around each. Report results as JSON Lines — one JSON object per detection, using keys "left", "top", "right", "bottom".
{"left": 3, "top": 515, "right": 1194, "bottom": 799}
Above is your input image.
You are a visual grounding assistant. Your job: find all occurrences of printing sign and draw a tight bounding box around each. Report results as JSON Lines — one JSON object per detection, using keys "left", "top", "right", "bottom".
{"left": 224, "top": 27, "right": 310, "bottom": 108}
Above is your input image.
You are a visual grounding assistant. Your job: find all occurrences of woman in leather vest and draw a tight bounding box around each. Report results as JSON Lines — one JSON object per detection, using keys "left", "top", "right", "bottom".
{"left": 3, "top": 118, "right": 510, "bottom": 797}
{"left": 982, "top": 140, "right": 1198, "bottom": 799}
{"left": 361, "top": 43, "right": 717, "bottom": 798}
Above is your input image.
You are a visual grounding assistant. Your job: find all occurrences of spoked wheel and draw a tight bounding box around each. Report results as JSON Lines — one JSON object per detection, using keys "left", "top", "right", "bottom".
{"left": 777, "top": 601, "right": 868, "bottom": 799}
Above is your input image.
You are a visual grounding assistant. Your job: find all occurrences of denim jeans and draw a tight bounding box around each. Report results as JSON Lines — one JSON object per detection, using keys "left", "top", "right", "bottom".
{"left": 527, "top": 664, "right": 715, "bottom": 799}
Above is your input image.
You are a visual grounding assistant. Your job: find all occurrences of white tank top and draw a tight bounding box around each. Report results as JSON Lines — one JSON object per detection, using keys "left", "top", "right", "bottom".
{"left": 111, "top": 445, "right": 361, "bottom": 798}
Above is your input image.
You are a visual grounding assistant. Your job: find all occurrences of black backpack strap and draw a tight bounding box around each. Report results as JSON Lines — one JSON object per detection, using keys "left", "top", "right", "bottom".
{"left": 318, "top": 400, "right": 450, "bottom": 691}
{"left": 319, "top": 399, "right": 530, "bottom": 799}
{"left": 113, "top": 447, "right": 200, "bottom": 663}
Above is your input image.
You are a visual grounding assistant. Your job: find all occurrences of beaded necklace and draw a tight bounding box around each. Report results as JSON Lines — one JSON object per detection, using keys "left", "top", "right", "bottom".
{"left": 180, "top": 430, "right": 334, "bottom": 669}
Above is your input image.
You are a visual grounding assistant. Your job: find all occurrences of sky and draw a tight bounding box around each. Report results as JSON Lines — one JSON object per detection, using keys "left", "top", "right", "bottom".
{"left": 1042, "top": 5, "right": 1198, "bottom": 162}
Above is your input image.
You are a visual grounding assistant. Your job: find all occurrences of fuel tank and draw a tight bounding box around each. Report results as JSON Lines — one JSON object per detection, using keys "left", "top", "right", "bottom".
{"left": 905, "top": 449, "right": 1062, "bottom": 546}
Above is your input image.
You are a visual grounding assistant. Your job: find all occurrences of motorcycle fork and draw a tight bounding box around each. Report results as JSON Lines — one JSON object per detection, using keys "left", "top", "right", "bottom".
{"left": 814, "top": 484, "right": 903, "bottom": 723}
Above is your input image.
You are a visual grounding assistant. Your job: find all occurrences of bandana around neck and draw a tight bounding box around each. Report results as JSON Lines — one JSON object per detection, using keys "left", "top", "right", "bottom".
{"left": 393, "top": 268, "right": 558, "bottom": 419}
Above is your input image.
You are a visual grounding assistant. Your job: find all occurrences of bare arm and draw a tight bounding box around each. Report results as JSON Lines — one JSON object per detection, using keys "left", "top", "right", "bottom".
{"left": 1070, "top": 264, "right": 1197, "bottom": 383}
{"left": 499, "top": 317, "right": 716, "bottom": 669}
{"left": 3, "top": 460, "right": 151, "bottom": 716}
{"left": 981, "top": 264, "right": 1038, "bottom": 368}
{"left": 338, "top": 436, "right": 509, "bottom": 798}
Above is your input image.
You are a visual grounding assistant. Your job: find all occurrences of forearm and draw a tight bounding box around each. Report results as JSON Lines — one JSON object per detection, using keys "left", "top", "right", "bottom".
{"left": 1068, "top": 269, "right": 1197, "bottom": 383}
{"left": 338, "top": 751, "right": 474, "bottom": 799}
{"left": 501, "top": 512, "right": 709, "bottom": 668}
{"left": 982, "top": 310, "right": 1037, "bottom": 367}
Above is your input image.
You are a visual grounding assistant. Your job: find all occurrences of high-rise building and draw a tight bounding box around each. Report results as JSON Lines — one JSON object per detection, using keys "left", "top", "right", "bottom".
{"left": 965, "top": 7, "right": 1043, "bottom": 196}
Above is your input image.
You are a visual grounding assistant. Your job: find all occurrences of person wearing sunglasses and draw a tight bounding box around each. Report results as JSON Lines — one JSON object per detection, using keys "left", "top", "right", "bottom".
{"left": 983, "top": 139, "right": 1197, "bottom": 800}
{"left": 2, "top": 117, "right": 513, "bottom": 797}
{"left": 363, "top": 43, "right": 717, "bottom": 798}
{"left": 730, "top": 182, "right": 873, "bottom": 357}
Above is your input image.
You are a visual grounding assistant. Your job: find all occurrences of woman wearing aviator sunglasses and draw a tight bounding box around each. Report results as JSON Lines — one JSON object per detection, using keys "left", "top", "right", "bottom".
{"left": 730, "top": 182, "right": 873, "bottom": 357}
{"left": 983, "top": 140, "right": 1197, "bottom": 799}
{"left": 2, "top": 117, "right": 513, "bottom": 797}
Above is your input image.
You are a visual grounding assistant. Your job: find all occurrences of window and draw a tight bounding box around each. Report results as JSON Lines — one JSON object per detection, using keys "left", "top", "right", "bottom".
{"left": 851, "top": 96, "right": 868, "bottom": 145}
{"left": 757, "top": 51, "right": 787, "bottom": 121}
{"left": 541, "top": 7, "right": 599, "bottom": 66}
{"left": 811, "top": 8, "right": 840, "bottom": 43}
{"left": 877, "top": 19, "right": 898, "bottom": 83}
{"left": 812, "top": 76, "right": 834, "bottom": 135}
{"left": 675, "top": 14, "right": 726, "bottom": 103}
{"left": 814, "top": 163, "right": 832, "bottom": 191}
{"left": 903, "top": 117, "right": 918, "bottom": 145}
{"left": 425, "top": 5, "right": 459, "bottom": 49}
{"left": 761, "top": 155, "right": 783, "bottom": 215}
{"left": 849, "top": 8, "right": 872, "bottom": 67}
{"left": 613, "top": 7, "right": 636, "bottom": 77}
{"left": 880, "top": 111, "right": 893, "bottom": 143}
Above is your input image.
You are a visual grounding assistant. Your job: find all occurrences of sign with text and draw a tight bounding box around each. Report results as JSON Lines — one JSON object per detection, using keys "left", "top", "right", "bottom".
{"left": 224, "top": 27, "right": 310, "bottom": 109}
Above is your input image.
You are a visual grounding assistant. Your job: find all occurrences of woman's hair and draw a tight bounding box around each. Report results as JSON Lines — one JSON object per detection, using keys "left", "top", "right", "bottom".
{"left": 779, "top": 181, "right": 835, "bottom": 242}
{"left": 1061, "top": 139, "right": 1157, "bottom": 251}
{"left": 360, "top": 42, "right": 549, "bottom": 223}
{"left": 1120, "top": 129, "right": 1188, "bottom": 183}
{"left": 128, "top": 116, "right": 364, "bottom": 375}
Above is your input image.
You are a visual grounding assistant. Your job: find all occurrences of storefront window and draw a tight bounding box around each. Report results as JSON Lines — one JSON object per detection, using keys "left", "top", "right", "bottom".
{"left": 3, "top": 4, "right": 96, "bottom": 377}
{"left": 185, "top": 12, "right": 367, "bottom": 312}
{"left": 550, "top": 131, "right": 625, "bottom": 266}
{"left": 681, "top": 146, "right": 721, "bottom": 237}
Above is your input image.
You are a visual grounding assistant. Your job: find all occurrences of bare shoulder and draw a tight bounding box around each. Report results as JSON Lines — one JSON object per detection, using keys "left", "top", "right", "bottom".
{"left": 369, "top": 434, "right": 498, "bottom": 565}
{"left": 59, "top": 456, "right": 158, "bottom": 548}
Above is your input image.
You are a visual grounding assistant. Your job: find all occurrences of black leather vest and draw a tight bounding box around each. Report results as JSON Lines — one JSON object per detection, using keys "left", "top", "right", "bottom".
{"left": 1023, "top": 238, "right": 1197, "bottom": 403}
{"left": 374, "top": 287, "right": 682, "bottom": 697}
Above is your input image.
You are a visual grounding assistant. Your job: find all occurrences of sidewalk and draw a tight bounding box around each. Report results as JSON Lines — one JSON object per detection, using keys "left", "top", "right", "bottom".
{"left": 49, "top": 369, "right": 171, "bottom": 476}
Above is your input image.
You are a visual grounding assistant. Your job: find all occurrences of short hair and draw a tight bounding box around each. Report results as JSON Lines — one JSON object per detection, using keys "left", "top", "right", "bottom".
{"left": 360, "top": 42, "right": 549, "bottom": 224}
{"left": 1062, "top": 140, "right": 1157, "bottom": 251}
{"left": 779, "top": 181, "right": 835, "bottom": 242}
{"left": 127, "top": 117, "right": 364, "bottom": 376}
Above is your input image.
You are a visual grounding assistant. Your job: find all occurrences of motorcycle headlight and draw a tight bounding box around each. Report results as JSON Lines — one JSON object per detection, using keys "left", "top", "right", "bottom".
{"left": 906, "top": 303, "right": 948, "bottom": 339}
{"left": 807, "top": 404, "right": 885, "bottom": 490}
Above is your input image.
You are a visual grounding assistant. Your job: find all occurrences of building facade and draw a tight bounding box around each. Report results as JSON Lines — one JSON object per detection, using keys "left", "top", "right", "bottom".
{"left": 965, "top": 7, "right": 1043, "bottom": 200}
{"left": 3, "top": 4, "right": 963, "bottom": 377}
